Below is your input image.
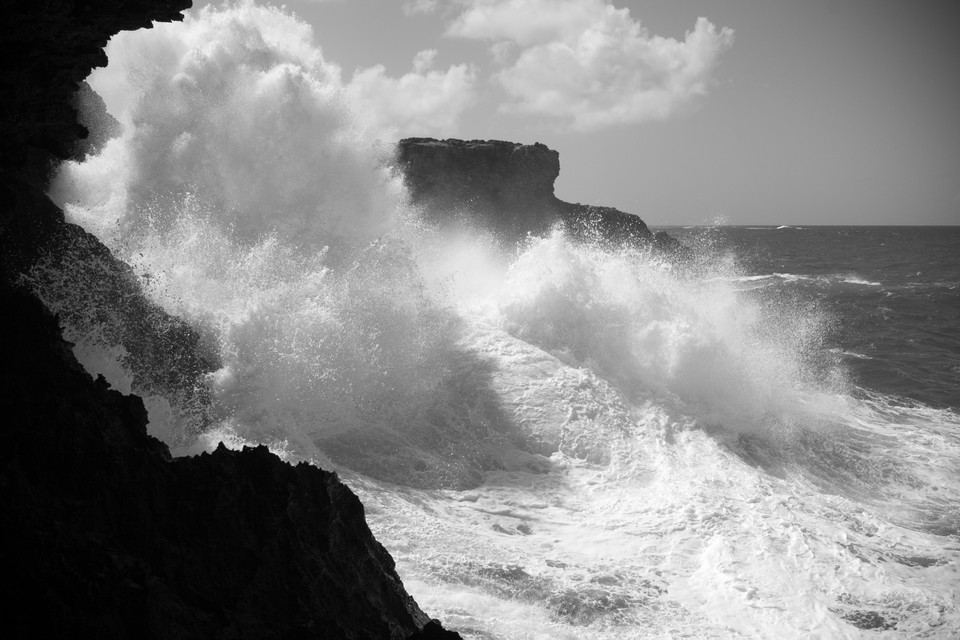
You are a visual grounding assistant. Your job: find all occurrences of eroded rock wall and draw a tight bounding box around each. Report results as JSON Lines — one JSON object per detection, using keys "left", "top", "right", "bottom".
{"left": 1, "top": 0, "right": 219, "bottom": 432}
{"left": 0, "top": 289, "right": 438, "bottom": 639}
{"left": 0, "top": 0, "right": 191, "bottom": 182}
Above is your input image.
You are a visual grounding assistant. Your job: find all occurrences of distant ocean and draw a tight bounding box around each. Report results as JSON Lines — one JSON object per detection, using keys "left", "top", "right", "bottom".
{"left": 663, "top": 225, "right": 960, "bottom": 410}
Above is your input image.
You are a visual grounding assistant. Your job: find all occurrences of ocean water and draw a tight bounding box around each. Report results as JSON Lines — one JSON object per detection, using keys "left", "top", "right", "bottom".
{"left": 680, "top": 225, "right": 960, "bottom": 411}
{"left": 37, "top": 5, "right": 960, "bottom": 638}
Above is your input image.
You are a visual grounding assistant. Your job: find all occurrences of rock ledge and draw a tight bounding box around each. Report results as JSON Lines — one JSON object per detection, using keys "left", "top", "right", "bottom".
{"left": 397, "top": 137, "right": 681, "bottom": 251}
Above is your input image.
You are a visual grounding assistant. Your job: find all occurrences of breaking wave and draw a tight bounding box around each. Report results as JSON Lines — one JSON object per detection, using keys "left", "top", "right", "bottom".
{"left": 37, "top": 4, "right": 960, "bottom": 637}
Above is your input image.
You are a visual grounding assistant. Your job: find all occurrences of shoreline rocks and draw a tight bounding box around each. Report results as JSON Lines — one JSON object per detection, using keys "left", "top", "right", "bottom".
{"left": 0, "top": 288, "right": 454, "bottom": 639}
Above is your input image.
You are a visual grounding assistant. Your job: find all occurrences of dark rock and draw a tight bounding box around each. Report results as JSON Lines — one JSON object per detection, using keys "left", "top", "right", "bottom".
{"left": 72, "top": 80, "right": 123, "bottom": 160}
{"left": 0, "top": 288, "right": 434, "bottom": 639}
{"left": 398, "top": 137, "right": 560, "bottom": 235}
{"left": 554, "top": 200, "right": 653, "bottom": 245}
{"left": 653, "top": 230, "right": 688, "bottom": 254}
{"left": 397, "top": 137, "right": 677, "bottom": 251}
{"left": 406, "top": 619, "right": 464, "bottom": 639}
{"left": 0, "top": 0, "right": 192, "bottom": 188}
{"left": 1, "top": 0, "right": 218, "bottom": 432}
{"left": 4, "top": 171, "right": 219, "bottom": 435}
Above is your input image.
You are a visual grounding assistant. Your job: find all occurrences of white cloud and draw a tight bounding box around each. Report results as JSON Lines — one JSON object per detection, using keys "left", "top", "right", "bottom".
{"left": 345, "top": 50, "right": 477, "bottom": 138}
{"left": 402, "top": 0, "right": 440, "bottom": 15}
{"left": 446, "top": 0, "right": 734, "bottom": 131}
{"left": 448, "top": 0, "right": 604, "bottom": 45}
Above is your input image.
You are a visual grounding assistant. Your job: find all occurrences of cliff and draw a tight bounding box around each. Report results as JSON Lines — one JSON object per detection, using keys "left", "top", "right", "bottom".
{"left": 397, "top": 138, "right": 560, "bottom": 234}
{"left": 1, "top": 0, "right": 191, "bottom": 184}
{"left": 397, "top": 137, "right": 682, "bottom": 251}
{"left": 3, "top": 171, "right": 219, "bottom": 429}
{"left": 1, "top": 0, "right": 218, "bottom": 422}
{"left": 0, "top": 289, "right": 441, "bottom": 639}
{"left": 0, "top": 1, "right": 458, "bottom": 638}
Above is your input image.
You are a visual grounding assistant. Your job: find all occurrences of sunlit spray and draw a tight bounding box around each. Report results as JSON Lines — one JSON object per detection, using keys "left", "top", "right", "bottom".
{"left": 36, "top": 4, "right": 960, "bottom": 637}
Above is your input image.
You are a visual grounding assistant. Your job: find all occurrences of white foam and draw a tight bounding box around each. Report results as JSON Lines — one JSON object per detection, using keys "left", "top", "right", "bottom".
{"left": 840, "top": 276, "right": 882, "bottom": 287}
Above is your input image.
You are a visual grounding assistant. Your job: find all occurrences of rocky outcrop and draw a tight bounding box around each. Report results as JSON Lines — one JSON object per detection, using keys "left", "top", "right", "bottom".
{"left": 0, "top": 0, "right": 191, "bottom": 185}
{"left": 398, "top": 138, "right": 561, "bottom": 234}
{"left": 3, "top": 171, "right": 219, "bottom": 431}
{"left": 1, "top": 1, "right": 460, "bottom": 638}
{"left": 0, "top": 289, "right": 453, "bottom": 639}
{"left": 397, "top": 137, "right": 681, "bottom": 251}
{"left": 1, "top": 1, "right": 217, "bottom": 425}
{"left": 72, "top": 80, "right": 123, "bottom": 159}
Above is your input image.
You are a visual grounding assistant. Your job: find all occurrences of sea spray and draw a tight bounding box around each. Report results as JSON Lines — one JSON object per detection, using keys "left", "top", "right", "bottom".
{"left": 45, "top": 3, "right": 421, "bottom": 447}
{"left": 496, "top": 230, "right": 844, "bottom": 438}
{"left": 37, "top": 3, "right": 960, "bottom": 637}
{"left": 50, "top": 3, "right": 400, "bottom": 253}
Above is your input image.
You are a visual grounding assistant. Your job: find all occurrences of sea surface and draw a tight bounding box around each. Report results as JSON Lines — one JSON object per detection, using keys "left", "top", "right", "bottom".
{"left": 345, "top": 225, "right": 960, "bottom": 639}
{"left": 667, "top": 225, "right": 959, "bottom": 411}
{"left": 36, "top": 6, "right": 960, "bottom": 638}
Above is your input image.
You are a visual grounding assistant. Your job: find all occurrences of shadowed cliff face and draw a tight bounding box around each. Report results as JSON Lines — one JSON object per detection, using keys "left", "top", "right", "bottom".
{"left": 0, "top": 2, "right": 460, "bottom": 638}
{"left": 398, "top": 137, "right": 561, "bottom": 235}
{"left": 4, "top": 171, "right": 220, "bottom": 435}
{"left": 397, "top": 137, "right": 682, "bottom": 252}
{"left": 0, "top": 0, "right": 191, "bottom": 183}
{"left": 0, "top": 290, "right": 437, "bottom": 639}
{"left": 1, "top": 0, "right": 219, "bottom": 439}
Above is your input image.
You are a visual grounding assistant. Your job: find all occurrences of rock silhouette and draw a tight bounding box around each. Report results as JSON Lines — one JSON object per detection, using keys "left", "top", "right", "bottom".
{"left": 1, "top": 1, "right": 459, "bottom": 638}
{"left": 397, "top": 137, "right": 682, "bottom": 251}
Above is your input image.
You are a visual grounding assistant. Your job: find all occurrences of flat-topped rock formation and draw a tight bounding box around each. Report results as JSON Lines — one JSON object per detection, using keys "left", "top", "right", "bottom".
{"left": 398, "top": 138, "right": 560, "bottom": 233}
{"left": 397, "top": 137, "right": 681, "bottom": 251}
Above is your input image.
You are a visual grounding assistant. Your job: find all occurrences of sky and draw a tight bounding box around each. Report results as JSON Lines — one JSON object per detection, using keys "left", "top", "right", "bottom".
{"left": 186, "top": 0, "right": 960, "bottom": 226}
